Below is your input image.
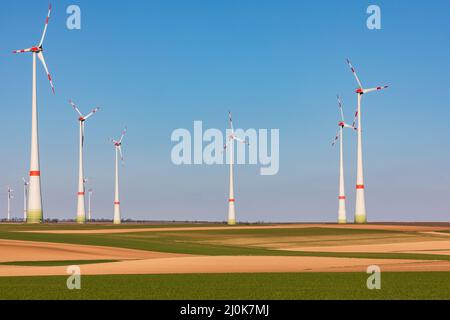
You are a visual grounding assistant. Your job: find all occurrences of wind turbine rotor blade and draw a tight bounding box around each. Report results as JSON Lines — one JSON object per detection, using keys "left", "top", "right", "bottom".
{"left": 346, "top": 58, "right": 363, "bottom": 89}
{"left": 352, "top": 110, "right": 358, "bottom": 129}
{"left": 68, "top": 100, "right": 83, "bottom": 116}
{"left": 331, "top": 130, "right": 340, "bottom": 147}
{"left": 228, "top": 111, "right": 234, "bottom": 132}
{"left": 83, "top": 107, "right": 101, "bottom": 120}
{"left": 118, "top": 146, "right": 124, "bottom": 161}
{"left": 337, "top": 95, "right": 345, "bottom": 122}
{"left": 365, "top": 85, "right": 389, "bottom": 93}
{"left": 224, "top": 140, "right": 232, "bottom": 149}
{"left": 12, "top": 48, "right": 33, "bottom": 54}
{"left": 39, "top": 3, "right": 52, "bottom": 47}
{"left": 222, "top": 140, "right": 233, "bottom": 155}
{"left": 343, "top": 123, "right": 356, "bottom": 130}
{"left": 233, "top": 137, "right": 248, "bottom": 145}
{"left": 119, "top": 127, "right": 127, "bottom": 144}
{"left": 37, "top": 51, "right": 55, "bottom": 94}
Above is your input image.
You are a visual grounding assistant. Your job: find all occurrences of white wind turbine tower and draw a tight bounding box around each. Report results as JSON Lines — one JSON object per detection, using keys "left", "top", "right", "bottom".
{"left": 68, "top": 100, "right": 100, "bottom": 224}
{"left": 22, "top": 178, "right": 30, "bottom": 221}
{"left": 7, "top": 187, "right": 14, "bottom": 221}
{"left": 224, "top": 112, "right": 248, "bottom": 225}
{"left": 13, "top": 4, "right": 55, "bottom": 223}
{"left": 346, "top": 59, "right": 388, "bottom": 224}
{"left": 87, "top": 188, "right": 93, "bottom": 222}
{"left": 332, "top": 95, "right": 357, "bottom": 224}
{"left": 111, "top": 128, "right": 127, "bottom": 225}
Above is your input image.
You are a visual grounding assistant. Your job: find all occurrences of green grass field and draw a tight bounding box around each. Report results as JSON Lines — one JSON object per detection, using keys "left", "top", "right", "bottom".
{"left": 0, "top": 272, "right": 449, "bottom": 300}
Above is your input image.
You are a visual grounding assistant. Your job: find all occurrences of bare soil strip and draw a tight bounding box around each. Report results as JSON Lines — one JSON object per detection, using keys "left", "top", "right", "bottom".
{"left": 0, "top": 239, "right": 187, "bottom": 263}
{"left": 280, "top": 240, "right": 450, "bottom": 255}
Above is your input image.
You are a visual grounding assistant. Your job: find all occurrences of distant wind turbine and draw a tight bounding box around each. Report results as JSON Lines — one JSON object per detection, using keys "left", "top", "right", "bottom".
{"left": 332, "top": 95, "right": 357, "bottom": 224}
{"left": 111, "top": 128, "right": 127, "bottom": 224}
{"left": 22, "top": 178, "right": 29, "bottom": 222}
{"left": 88, "top": 188, "right": 93, "bottom": 222}
{"left": 68, "top": 100, "right": 100, "bottom": 224}
{"left": 224, "top": 112, "right": 248, "bottom": 225}
{"left": 7, "top": 187, "right": 14, "bottom": 222}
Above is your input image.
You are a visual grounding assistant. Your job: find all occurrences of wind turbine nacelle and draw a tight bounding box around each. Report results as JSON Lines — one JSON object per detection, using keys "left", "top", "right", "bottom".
{"left": 338, "top": 122, "right": 345, "bottom": 127}
{"left": 355, "top": 88, "right": 364, "bottom": 94}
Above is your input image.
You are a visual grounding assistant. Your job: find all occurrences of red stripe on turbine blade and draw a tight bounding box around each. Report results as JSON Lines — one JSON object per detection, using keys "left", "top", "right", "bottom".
{"left": 356, "top": 185, "right": 365, "bottom": 189}
{"left": 30, "top": 171, "right": 40, "bottom": 176}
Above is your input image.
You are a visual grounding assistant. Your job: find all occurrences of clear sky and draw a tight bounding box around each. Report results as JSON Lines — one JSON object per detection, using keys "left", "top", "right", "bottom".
{"left": 1, "top": 0, "right": 450, "bottom": 222}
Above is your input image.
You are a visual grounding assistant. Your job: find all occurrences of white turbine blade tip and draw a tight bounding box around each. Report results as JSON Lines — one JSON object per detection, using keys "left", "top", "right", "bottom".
{"left": 39, "top": 3, "right": 52, "bottom": 46}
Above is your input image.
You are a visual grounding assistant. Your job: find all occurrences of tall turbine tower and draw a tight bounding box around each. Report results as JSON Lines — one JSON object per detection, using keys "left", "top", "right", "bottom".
{"left": 332, "top": 95, "right": 357, "bottom": 224}
{"left": 7, "top": 187, "right": 14, "bottom": 221}
{"left": 22, "top": 178, "right": 29, "bottom": 222}
{"left": 111, "top": 128, "right": 127, "bottom": 225}
{"left": 346, "top": 59, "right": 388, "bottom": 224}
{"left": 13, "top": 4, "right": 55, "bottom": 223}
{"left": 68, "top": 100, "right": 100, "bottom": 224}
{"left": 224, "top": 112, "right": 248, "bottom": 225}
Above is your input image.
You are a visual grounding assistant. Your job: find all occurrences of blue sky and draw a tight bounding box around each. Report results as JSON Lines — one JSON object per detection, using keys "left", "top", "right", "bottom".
{"left": 0, "top": 0, "right": 450, "bottom": 222}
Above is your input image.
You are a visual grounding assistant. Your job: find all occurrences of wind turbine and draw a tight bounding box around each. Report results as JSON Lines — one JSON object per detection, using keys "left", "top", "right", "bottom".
{"left": 87, "top": 188, "right": 93, "bottom": 222}
{"left": 332, "top": 95, "right": 356, "bottom": 224}
{"left": 224, "top": 112, "right": 248, "bottom": 225}
{"left": 7, "top": 187, "right": 14, "bottom": 222}
{"left": 111, "top": 128, "right": 127, "bottom": 225}
{"left": 346, "top": 59, "right": 388, "bottom": 224}
{"left": 68, "top": 100, "right": 100, "bottom": 224}
{"left": 22, "top": 178, "right": 29, "bottom": 222}
{"left": 13, "top": 4, "right": 55, "bottom": 224}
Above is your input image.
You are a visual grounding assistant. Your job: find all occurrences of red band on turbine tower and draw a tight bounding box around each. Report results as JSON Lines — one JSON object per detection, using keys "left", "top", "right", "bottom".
{"left": 356, "top": 185, "right": 365, "bottom": 190}
{"left": 29, "top": 171, "right": 40, "bottom": 176}
{"left": 339, "top": 196, "right": 346, "bottom": 200}
{"left": 78, "top": 192, "right": 85, "bottom": 195}
{"left": 229, "top": 198, "right": 235, "bottom": 202}
{"left": 114, "top": 201, "right": 120, "bottom": 205}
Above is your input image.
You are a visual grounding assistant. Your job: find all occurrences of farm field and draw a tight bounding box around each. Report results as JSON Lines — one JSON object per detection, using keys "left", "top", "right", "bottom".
{"left": 1, "top": 222, "right": 450, "bottom": 299}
